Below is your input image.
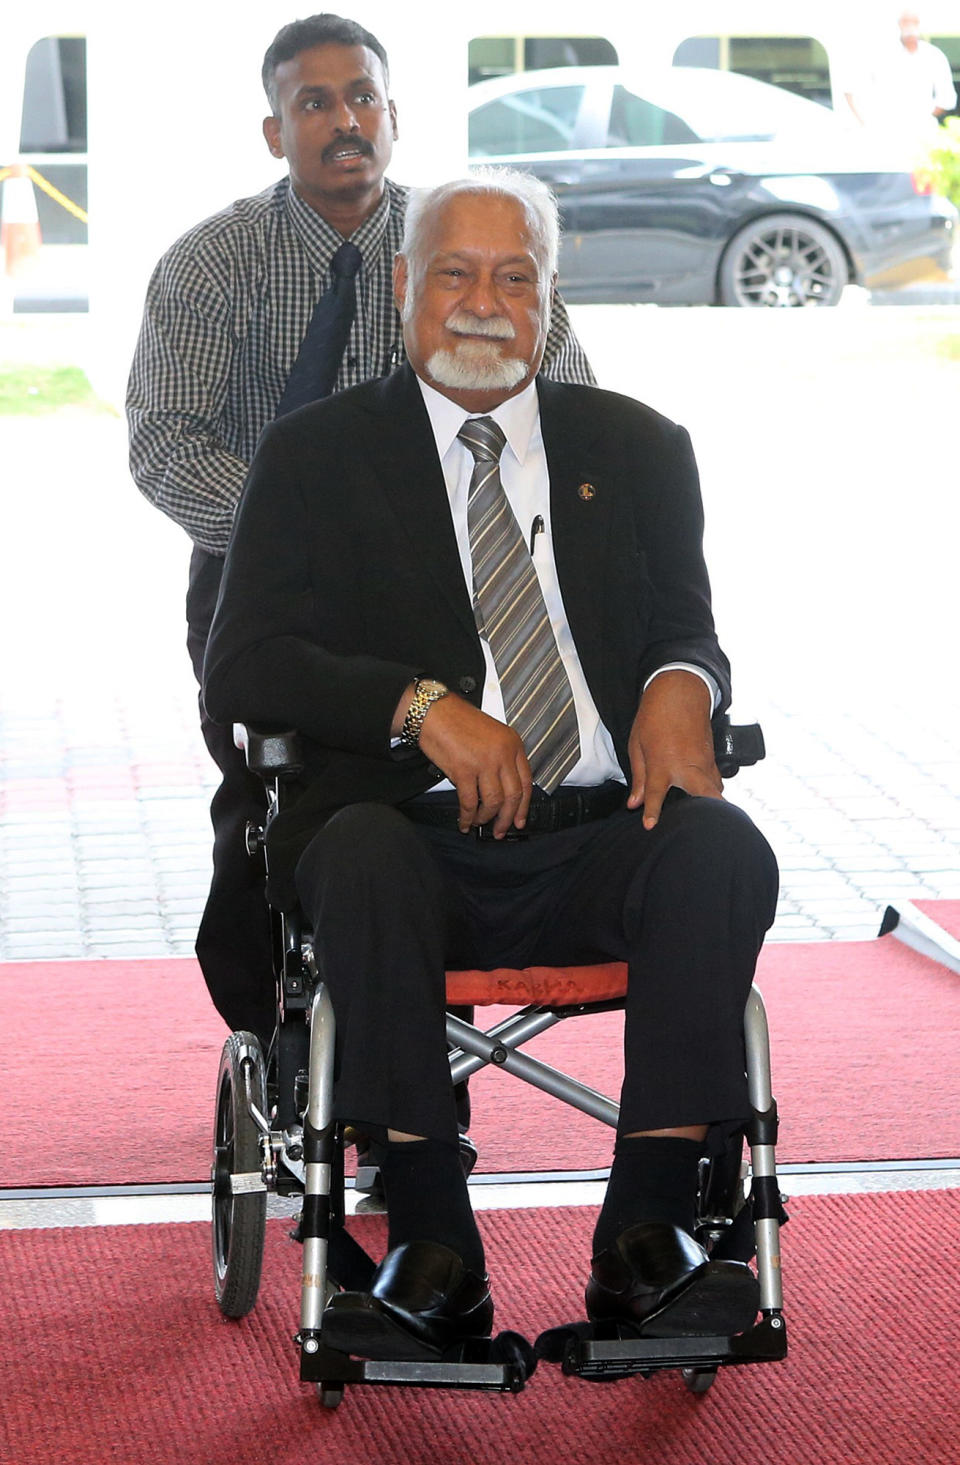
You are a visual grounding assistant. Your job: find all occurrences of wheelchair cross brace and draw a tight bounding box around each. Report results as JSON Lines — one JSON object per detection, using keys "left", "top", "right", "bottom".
{"left": 446, "top": 1006, "right": 619, "bottom": 1126}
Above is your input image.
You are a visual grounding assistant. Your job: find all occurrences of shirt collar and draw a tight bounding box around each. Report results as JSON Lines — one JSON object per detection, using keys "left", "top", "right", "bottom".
{"left": 417, "top": 376, "right": 541, "bottom": 466}
{"left": 282, "top": 176, "right": 393, "bottom": 273}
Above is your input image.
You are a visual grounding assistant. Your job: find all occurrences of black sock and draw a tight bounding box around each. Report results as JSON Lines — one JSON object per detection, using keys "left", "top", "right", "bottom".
{"left": 380, "top": 1138, "right": 485, "bottom": 1276}
{"left": 592, "top": 1136, "right": 704, "bottom": 1255}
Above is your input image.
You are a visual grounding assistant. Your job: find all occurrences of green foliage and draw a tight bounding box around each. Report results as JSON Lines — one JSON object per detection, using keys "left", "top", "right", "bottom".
{"left": 919, "top": 116, "right": 960, "bottom": 210}
{"left": 0, "top": 364, "right": 107, "bottom": 415}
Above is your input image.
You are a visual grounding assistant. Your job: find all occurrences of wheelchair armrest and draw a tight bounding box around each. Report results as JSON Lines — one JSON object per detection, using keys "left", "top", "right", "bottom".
{"left": 232, "top": 715, "right": 763, "bottom": 783}
{"left": 712, "top": 715, "right": 765, "bottom": 779}
{"left": 233, "top": 723, "right": 305, "bottom": 777}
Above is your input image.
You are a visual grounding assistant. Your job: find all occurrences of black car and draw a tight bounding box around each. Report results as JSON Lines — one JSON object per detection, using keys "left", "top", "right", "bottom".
{"left": 468, "top": 66, "right": 957, "bottom": 306}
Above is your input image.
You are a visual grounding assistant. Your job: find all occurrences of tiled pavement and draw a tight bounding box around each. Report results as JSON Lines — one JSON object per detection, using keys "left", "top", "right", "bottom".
{"left": 0, "top": 696, "right": 215, "bottom": 961}
{"left": 2, "top": 691, "right": 959, "bottom": 963}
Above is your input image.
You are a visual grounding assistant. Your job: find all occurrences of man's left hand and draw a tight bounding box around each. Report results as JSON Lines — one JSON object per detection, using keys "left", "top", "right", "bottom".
{"left": 627, "top": 669, "right": 723, "bottom": 829}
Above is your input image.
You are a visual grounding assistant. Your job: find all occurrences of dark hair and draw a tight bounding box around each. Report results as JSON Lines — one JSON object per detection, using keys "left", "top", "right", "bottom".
{"left": 262, "top": 14, "right": 390, "bottom": 112}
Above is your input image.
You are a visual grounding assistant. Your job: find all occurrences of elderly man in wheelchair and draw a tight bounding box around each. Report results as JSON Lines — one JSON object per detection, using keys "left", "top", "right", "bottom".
{"left": 203, "top": 168, "right": 783, "bottom": 1399}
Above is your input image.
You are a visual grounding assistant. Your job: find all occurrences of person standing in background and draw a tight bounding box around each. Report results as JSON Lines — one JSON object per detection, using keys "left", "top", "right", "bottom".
{"left": 844, "top": 10, "right": 957, "bottom": 140}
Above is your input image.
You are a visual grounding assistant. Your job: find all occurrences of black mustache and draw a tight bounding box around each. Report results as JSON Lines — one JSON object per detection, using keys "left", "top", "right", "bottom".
{"left": 322, "top": 135, "right": 374, "bottom": 164}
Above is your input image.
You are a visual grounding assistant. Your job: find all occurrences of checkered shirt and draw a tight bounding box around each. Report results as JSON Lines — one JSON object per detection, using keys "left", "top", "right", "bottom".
{"left": 127, "top": 176, "right": 596, "bottom": 555}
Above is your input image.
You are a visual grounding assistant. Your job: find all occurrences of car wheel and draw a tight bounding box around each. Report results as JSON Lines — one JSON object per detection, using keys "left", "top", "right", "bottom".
{"left": 719, "top": 213, "right": 847, "bottom": 307}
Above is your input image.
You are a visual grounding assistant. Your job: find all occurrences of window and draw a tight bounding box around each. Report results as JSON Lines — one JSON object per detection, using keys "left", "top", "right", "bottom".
{"left": 20, "top": 36, "right": 87, "bottom": 151}
{"left": 468, "top": 35, "right": 617, "bottom": 86}
{"left": 469, "top": 85, "right": 584, "bottom": 156}
{"left": 673, "top": 34, "right": 831, "bottom": 108}
{"left": 607, "top": 86, "right": 699, "bottom": 147}
{"left": 15, "top": 35, "right": 87, "bottom": 250}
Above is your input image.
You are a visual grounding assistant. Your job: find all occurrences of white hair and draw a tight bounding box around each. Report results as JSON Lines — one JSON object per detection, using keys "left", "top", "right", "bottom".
{"left": 400, "top": 167, "right": 560, "bottom": 288}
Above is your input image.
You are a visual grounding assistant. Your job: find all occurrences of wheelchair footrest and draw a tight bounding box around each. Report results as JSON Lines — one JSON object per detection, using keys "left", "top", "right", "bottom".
{"left": 299, "top": 1330, "right": 536, "bottom": 1393}
{"left": 536, "top": 1312, "right": 787, "bottom": 1381}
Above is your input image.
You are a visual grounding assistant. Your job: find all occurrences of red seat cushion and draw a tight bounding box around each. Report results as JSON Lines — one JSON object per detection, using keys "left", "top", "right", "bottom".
{"left": 445, "top": 961, "right": 627, "bottom": 1009}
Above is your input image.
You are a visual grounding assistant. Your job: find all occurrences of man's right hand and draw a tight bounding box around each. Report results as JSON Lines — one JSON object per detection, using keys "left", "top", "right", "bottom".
{"left": 418, "top": 695, "right": 533, "bottom": 837}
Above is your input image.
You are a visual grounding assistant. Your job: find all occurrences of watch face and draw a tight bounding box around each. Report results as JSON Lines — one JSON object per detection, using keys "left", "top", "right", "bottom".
{"left": 419, "top": 679, "right": 447, "bottom": 697}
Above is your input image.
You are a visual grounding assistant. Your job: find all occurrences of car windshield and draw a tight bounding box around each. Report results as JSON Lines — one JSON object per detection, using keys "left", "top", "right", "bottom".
{"left": 619, "top": 66, "right": 840, "bottom": 144}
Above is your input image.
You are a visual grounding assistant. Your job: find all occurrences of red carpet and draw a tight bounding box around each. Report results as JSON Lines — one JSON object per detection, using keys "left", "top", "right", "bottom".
{"left": 5, "top": 929, "right": 960, "bottom": 1189}
{"left": 915, "top": 897, "right": 960, "bottom": 941}
{"left": 1, "top": 1190, "right": 957, "bottom": 1464}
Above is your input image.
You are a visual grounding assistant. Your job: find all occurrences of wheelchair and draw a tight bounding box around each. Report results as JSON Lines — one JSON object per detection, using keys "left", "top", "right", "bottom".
{"left": 210, "top": 716, "right": 787, "bottom": 1407}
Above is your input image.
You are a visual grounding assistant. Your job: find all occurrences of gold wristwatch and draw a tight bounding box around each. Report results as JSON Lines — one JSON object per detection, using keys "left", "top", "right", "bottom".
{"left": 399, "top": 677, "right": 450, "bottom": 748}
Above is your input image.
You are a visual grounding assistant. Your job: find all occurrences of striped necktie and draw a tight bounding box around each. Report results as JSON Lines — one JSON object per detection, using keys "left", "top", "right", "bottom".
{"left": 459, "top": 416, "right": 580, "bottom": 794}
{"left": 276, "top": 240, "right": 362, "bottom": 417}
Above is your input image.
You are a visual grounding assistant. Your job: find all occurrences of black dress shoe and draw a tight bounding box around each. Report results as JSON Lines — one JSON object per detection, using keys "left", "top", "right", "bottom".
{"left": 586, "top": 1221, "right": 760, "bottom": 1338}
{"left": 321, "top": 1241, "right": 494, "bottom": 1361}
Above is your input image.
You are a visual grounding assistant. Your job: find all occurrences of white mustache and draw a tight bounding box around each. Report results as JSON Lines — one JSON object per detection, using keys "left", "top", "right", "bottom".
{"left": 445, "top": 311, "right": 516, "bottom": 340}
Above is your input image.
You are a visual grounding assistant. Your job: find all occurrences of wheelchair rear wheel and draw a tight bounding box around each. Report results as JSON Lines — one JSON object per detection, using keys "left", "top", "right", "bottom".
{"left": 212, "top": 1032, "right": 268, "bottom": 1318}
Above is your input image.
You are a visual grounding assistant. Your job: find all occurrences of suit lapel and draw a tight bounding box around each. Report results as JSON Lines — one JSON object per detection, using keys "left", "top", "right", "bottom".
{"left": 537, "top": 375, "right": 611, "bottom": 681}
{"left": 357, "top": 370, "right": 614, "bottom": 663}
{"left": 359, "top": 365, "right": 478, "bottom": 639}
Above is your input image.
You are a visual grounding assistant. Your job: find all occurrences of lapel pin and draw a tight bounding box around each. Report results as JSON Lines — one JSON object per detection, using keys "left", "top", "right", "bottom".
{"left": 577, "top": 482, "right": 597, "bottom": 501}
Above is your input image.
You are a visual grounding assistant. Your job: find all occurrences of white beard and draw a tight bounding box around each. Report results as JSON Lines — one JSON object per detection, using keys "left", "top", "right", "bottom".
{"left": 425, "top": 340, "right": 528, "bottom": 392}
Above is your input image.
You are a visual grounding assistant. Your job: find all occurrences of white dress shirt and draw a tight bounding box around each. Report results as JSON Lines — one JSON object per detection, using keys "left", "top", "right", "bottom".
{"left": 416, "top": 376, "right": 717, "bottom": 789}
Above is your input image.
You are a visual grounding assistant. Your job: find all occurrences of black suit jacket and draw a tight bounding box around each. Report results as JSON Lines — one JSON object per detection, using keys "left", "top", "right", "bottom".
{"left": 204, "top": 364, "right": 730, "bottom": 906}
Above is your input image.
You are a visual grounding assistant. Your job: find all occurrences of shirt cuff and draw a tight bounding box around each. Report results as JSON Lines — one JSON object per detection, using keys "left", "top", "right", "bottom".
{"left": 643, "top": 663, "right": 721, "bottom": 712}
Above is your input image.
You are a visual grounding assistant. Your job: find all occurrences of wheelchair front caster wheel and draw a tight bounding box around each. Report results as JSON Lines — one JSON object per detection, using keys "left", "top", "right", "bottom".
{"left": 317, "top": 1384, "right": 344, "bottom": 1409}
{"left": 212, "top": 1032, "right": 268, "bottom": 1318}
{"left": 682, "top": 1366, "right": 717, "bottom": 1395}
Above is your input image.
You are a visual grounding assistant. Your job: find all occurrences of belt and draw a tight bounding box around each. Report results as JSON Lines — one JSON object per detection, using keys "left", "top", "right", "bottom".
{"left": 402, "top": 781, "right": 627, "bottom": 839}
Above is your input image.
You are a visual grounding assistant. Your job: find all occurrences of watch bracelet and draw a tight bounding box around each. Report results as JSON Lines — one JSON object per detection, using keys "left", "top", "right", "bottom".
{"left": 399, "top": 679, "right": 449, "bottom": 747}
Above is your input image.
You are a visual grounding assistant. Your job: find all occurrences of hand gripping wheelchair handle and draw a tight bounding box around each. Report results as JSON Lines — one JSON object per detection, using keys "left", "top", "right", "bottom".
{"left": 234, "top": 716, "right": 766, "bottom": 782}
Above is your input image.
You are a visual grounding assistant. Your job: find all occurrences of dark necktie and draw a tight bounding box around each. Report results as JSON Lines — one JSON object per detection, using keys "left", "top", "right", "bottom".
{"left": 276, "top": 240, "right": 362, "bottom": 417}
{"left": 459, "top": 417, "right": 581, "bottom": 794}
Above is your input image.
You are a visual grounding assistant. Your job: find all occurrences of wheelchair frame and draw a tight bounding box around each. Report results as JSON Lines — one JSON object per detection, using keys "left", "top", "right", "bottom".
{"left": 211, "top": 719, "right": 787, "bottom": 1407}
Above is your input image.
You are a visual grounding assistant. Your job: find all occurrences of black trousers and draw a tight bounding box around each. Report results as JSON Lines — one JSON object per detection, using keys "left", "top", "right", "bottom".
{"left": 186, "top": 547, "right": 276, "bottom": 1047}
{"left": 294, "top": 794, "right": 779, "bottom": 1146}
